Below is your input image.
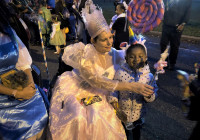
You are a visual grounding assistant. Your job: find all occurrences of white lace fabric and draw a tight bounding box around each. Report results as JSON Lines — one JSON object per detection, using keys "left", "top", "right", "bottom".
{"left": 62, "top": 42, "right": 124, "bottom": 92}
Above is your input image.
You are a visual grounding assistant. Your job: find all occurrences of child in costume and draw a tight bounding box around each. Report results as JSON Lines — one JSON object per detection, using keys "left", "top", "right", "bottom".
{"left": 107, "top": 43, "right": 158, "bottom": 140}
{"left": 50, "top": 15, "right": 66, "bottom": 54}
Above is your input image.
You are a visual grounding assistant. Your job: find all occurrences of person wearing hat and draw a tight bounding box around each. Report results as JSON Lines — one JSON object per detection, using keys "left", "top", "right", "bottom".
{"left": 160, "top": 0, "right": 192, "bottom": 70}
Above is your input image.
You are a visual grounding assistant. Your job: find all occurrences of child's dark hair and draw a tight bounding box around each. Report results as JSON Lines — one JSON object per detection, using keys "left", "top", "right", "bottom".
{"left": 126, "top": 43, "right": 146, "bottom": 56}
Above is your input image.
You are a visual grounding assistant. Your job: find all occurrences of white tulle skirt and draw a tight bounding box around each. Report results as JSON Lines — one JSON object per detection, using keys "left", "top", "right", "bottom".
{"left": 48, "top": 71, "right": 126, "bottom": 140}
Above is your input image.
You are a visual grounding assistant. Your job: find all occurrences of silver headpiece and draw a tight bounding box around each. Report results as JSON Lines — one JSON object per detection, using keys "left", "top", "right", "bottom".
{"left": 81, "top": 0, "right": 110, "bottom": 38}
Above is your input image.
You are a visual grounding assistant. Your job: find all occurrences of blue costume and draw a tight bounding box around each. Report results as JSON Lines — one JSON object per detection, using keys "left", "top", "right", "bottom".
{"left": 0, "top": 27, "right": 48, "bottom": 140}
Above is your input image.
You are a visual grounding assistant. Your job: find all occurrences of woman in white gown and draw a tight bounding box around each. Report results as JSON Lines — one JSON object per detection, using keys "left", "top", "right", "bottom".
{"left": 48, "top": 1, "right": 154, "bottom": 140}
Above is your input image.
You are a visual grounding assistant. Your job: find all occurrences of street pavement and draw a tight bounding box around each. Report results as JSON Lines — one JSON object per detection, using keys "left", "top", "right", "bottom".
{"left": 29, "top": 35, "right": 200, "bottom": 140}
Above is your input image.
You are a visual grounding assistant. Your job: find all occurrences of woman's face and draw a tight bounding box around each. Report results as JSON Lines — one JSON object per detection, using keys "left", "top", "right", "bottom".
{"left": 126, "top": 48, "right": 147, "bottom": 70}
{"left": 92, "top": 31, "right": 113, "bottom": 54}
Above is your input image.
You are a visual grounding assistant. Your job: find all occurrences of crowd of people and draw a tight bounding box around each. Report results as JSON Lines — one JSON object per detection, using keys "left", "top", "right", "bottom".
{"left": 4, "top": 0, "right": 89, "bottom": 54}
{"left": 0, "top": 0, "right": 198, "bottom": 140}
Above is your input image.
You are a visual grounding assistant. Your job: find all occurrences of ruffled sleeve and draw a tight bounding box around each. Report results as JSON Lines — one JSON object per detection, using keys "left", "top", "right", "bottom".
{"left": 62, "top": 42, "right": 119, "bottom": 92}
{"left": 62, "top": 42, "right": 85, "bottom": 69}
{"left": 50, "top": 24, "right": 56, "bottom": 39}
{"left": 15, "top": 34, "right": 32, "bottom": 71}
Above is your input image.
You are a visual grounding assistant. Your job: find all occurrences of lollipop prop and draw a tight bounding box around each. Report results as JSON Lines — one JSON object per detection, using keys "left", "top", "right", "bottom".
{"left": 127, "top": 0, "right": 164, "bottom": 34}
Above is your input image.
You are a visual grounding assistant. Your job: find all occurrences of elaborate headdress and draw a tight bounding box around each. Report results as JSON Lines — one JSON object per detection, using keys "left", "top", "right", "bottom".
{"left": 120, "top": 26, "right": 147, "bottom": 55}
{"left": 81, "top": 0, "right": 110, "bottom": 38}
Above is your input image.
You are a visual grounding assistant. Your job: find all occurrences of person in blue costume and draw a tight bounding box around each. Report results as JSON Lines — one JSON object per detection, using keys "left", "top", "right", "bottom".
{"left": 0, "top": 1, "right": 48, "bottom": 140}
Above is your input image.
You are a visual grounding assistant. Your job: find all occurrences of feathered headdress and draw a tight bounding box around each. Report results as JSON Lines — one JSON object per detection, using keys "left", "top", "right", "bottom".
{"left": 120, "top": 26, "right": 147, "bottom": 55}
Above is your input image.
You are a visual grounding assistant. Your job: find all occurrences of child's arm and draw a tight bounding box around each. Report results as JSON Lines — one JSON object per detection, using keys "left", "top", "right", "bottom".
{"left": 50, "top": 24, "right": 56, "bottom": 39}
{"left": 144, "top": 73, "right": 158, "bottom": 102}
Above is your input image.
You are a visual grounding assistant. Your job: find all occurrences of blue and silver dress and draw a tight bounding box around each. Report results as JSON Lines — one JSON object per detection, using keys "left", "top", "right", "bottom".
{"left": 0, "top": 27, "right": 48, "bottom": 140}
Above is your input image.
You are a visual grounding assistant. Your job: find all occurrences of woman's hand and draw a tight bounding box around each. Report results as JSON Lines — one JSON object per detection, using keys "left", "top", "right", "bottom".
{"left": 130, "top": 82, "right": 154, "bottom": 97}
{"left": 15, "top": 83, "right": 36, "bottom": 100}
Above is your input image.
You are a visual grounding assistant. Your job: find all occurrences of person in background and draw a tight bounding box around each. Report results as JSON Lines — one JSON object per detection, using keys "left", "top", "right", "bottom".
{"left": 188, "top": 67, "right": 200, "bottom": 140}
{"left": 180, "top": 63, "right": 200, "bottom": 140}
{"left": 114, "top": 0, "right": 123, "bottom": 10}
{"left": 38, "top": 1, "right": 52, "bottom": 49}
{"left": 7, "top": 0, "right": 31, "bottom": 50}
{"left": 65, "top": 0, "right": 77, "bottom": 41}
{"left": 78, "top": 0, "right": 87, "bottom": 12}
{"left": 50, "top": 15, "right": 66, "bottom": 54}
{"left": 55, "top": 0, "right": 66, "bottom": 21}
{"left": 160, "top": 0, "right": 192, "bottom": 70}
{"left": 112, "top": 3, "right": 129, "bottom": 50}
{"left": 0, "top": 1, "right": 48, "bottom": 139}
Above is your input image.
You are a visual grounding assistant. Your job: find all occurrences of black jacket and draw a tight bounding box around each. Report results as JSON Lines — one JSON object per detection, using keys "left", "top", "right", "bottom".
{"left": 163, "top": 0, "right": 192, "bottom": 27}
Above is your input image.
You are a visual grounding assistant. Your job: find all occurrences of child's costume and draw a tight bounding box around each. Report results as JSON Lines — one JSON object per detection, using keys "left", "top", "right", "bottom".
{"left": 50, "top": 21, "right": 66, "bottom": 46}
{"left": 107, "top": 63, "right": 158, "bottom": 126}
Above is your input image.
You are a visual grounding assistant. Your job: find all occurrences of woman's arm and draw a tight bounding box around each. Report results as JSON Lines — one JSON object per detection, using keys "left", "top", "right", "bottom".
{"left": 63, "top": 43, "right": 154, "bottom": 96}
{"left": 0, "top": 84, "right": 18, "bottom": 97}
{"left": 0, "top": 30, "right": 36, "bottom": 100}
{"left": 80, "top": 46, "right": 153, "bottom": 96}
{"left": 0, "top": 80, "right": 36, "bottom": 100}
{"left": 80, "top": 61, "right": 153, "bottom": 96}
{"left": 116, "top": 82, "right": 154, "bottom": 97}
{"left": 24, "top": 68, "right": 35, "bottom": 86}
